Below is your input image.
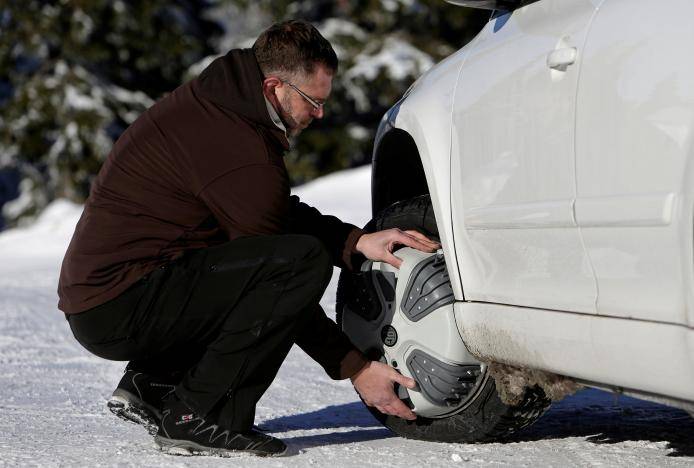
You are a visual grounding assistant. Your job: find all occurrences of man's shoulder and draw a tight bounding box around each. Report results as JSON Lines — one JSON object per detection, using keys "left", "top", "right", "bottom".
{"left": 149, "top": 81, "right": 273, "bottom": 157}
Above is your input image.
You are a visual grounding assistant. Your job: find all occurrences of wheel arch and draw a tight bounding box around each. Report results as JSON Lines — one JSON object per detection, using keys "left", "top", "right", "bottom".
{"left": 370, "top": 118, "right": 464, "bottom": 300}
{"left": 371, "top": 128, "right": 429, "bottom": 216}
{"left": 369, "top": 43, "right": 477, "bottom": 301}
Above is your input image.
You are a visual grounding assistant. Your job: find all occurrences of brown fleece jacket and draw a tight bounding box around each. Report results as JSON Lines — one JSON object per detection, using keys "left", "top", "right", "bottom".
{"left": 57, "top": 49, "right": 367, "bottom": 379}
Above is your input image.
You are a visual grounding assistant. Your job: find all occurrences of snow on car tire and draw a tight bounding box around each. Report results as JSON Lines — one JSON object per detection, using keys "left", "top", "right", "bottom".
{"left": 336, "top": 194, "right": 552, "bottom": 442}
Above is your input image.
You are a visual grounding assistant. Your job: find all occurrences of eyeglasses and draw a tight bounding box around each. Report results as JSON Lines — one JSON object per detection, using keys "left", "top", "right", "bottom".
{"left": 284, "top": 81, "right": 325, "bottom": 111}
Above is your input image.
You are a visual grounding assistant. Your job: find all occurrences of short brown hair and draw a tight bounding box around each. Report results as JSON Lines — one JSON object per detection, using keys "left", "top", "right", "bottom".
{"left": 252, "top": 20, "right": 338, "bottom": 80}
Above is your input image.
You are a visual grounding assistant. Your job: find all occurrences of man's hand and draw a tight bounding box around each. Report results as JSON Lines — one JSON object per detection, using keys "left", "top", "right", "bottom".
{"left": 355, "top": 229, "right": 440, "bottom": 269}
{"left": 350, "top": 360, "right": 418, "bottom": 420}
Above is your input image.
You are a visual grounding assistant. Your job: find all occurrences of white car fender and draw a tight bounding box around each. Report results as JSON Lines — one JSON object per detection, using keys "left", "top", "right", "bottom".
{"left": 391, "top": 43, "right": 479, "bottom": 301}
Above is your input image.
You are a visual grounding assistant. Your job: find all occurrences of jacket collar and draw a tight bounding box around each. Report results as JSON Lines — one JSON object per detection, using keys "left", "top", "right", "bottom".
{"left": 195, "top": 49, "right": 290, "bottom": 150}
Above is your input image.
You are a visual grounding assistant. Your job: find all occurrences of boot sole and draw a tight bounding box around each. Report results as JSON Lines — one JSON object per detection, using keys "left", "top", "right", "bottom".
{"left": 154, "top": 435, "right": 288, "bottom": 458}
{"left": 107, "top": 389, "right": 161, "bottom": 435}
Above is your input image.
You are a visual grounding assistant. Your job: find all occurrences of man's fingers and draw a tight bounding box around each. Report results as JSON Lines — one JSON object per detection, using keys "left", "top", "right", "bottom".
{"left": 381, "top": 229, "right": 439, "bottom": 267}
{"left": 395, "top": 231, "right": 438, "bottom": 253}
{"left": 393, "top": 371, "right": 417, "bottom": 389}
{"left": 403, "top": 229, "right": 437, "bottom": 244}
{"left": 399, "top": 230, "right": 438, "bottom": 249}
{"left": 380, "top": 400, "right": 417, "bottom": 421}
{"left": 383, "top": 251, "right": 402, "bottom": 269}
{"left": 403, "top": 230, "right": 440, "bottom": 247}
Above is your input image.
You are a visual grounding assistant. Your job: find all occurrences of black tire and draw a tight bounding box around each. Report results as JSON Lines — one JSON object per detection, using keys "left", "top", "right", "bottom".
{"left": 336, "top": 194, "right": 552, "bottom": 443}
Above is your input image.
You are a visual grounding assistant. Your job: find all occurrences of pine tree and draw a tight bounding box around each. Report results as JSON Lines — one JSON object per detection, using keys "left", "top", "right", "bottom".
{"left": 0, "top": 0, "right": 221, "bottom": 226}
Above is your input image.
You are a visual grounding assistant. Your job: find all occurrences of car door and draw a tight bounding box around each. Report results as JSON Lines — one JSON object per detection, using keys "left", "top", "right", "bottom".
{"left": 575, "top": 0, "right": 694, "bottom": 325}
{"left": 450, "top": 0, "right": 603, "bottom": 313}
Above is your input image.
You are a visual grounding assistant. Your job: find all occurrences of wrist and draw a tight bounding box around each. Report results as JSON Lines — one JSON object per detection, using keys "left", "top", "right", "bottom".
{"left": 354, "top": 232, "right": 367, "bottom": 255}
{"left": 349, "top": 358, "right": 371, "bottom": 383}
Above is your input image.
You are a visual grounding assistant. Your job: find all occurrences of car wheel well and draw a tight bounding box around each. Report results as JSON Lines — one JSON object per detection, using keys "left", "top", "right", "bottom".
{"left": 372, "top": 128, "right": 429, "bottom": 216}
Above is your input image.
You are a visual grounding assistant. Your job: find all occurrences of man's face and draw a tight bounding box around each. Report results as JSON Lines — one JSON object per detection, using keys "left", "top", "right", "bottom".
{"left": 273, "top": 65, "right": 333, "bottom": 138}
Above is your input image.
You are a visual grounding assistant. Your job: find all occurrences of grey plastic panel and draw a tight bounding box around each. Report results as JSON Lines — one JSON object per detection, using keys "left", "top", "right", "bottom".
{"left": 400, "top": 254, "right": 454, "bottom": 322}
{"left": 345, "top": 269, "right": 396, "bottom": 322}
{"left": 406, "top": 349, "right": 482, "bottom": 407}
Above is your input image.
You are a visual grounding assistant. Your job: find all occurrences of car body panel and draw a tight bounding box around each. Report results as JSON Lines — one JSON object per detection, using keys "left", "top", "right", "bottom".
{"left": 450, "top": 0, "right": 602, "bottom": 313}
{"left": 575, "top": 0, "right": 694, "bottom": 325}
{"left": 455, "top": 301, "right": 694, "bottom": 402}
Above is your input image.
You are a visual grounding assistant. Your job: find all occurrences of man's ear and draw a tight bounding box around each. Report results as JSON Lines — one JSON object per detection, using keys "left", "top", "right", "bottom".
{"left": 262, "top": 76, "right": 282, "bottom": 102}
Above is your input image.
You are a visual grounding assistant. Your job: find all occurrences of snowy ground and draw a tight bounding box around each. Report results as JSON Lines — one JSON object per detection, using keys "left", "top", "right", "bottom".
{"left": 1, "top": 166, "right": 694, "bottom": 467}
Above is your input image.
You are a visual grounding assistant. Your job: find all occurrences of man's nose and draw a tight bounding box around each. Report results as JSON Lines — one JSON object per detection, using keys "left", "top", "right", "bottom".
{"left": 312, "top": 106, "right": 324, "bottom": 119}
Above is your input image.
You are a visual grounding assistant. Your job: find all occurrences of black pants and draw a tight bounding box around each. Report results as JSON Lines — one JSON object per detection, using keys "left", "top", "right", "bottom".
{"left": 67, "top": 234, "right": 334, "bottom": 431}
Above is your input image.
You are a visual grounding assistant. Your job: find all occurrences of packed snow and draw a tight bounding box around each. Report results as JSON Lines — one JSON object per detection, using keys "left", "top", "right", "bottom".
{"left": 1, "top": 165, "right": 693, "bottom": 467}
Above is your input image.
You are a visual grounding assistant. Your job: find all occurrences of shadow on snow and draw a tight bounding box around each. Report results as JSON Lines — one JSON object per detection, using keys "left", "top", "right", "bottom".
{"left": 260, "top": 402, "right": 392, "bottom": 451}
{"left": 262, "top": 390, "right": 694, "bottom": 457}
{"left": 261, "top": 401, "right": 382, "bottom": 432}
{"left": 514, "top": 388, "right": 694, "bottom": 457}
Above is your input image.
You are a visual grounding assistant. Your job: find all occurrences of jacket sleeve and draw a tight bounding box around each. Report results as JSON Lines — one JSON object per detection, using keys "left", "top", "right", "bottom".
{"left": 287, "top": 195, "right": 364, "bottom": 271}
{"left": 286, "top": 198, "right": 368, "bottom": 377}
{"left": 295, "top": 305, "right": 369, "bottom": 380}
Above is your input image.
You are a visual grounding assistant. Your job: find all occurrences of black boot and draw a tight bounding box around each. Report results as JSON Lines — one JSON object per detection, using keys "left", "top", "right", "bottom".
{"left": 155, "top": 395, "right": 287, "bottom": 457}
{"left": 107, "top": 370, "right": 177, "bottom": 434}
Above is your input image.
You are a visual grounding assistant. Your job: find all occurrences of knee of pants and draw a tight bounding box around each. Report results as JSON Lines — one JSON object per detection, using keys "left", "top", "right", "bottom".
{"left": 279, "top": 235, "right": 333, "bottom": 287}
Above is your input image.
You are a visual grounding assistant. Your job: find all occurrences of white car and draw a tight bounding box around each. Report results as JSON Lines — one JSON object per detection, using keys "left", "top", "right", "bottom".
{"left": 337, "top": 0, "right": 694, "bottom": 442}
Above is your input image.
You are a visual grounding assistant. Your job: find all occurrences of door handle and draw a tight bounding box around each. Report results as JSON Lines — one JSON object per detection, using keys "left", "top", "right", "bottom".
{"left": 547, "top": 47, "right": 577, "bottom": 71}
